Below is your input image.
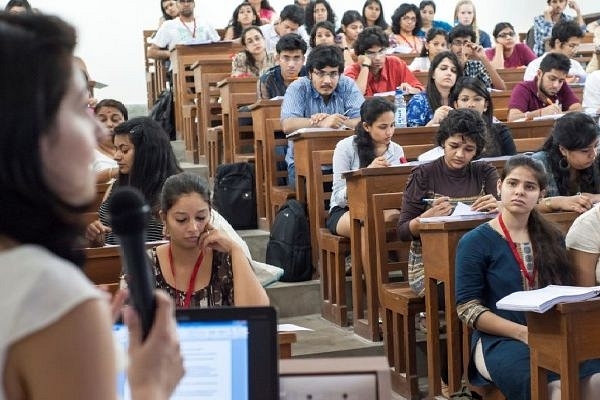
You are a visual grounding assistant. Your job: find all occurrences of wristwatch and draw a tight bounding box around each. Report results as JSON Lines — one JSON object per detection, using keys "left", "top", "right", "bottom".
{"left": 361, "top": 63, "right": 370, "bottom": 68}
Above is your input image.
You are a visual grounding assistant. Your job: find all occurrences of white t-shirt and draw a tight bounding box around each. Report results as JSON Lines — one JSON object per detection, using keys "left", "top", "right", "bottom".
{"left": 523, "top": 52, "right": 587, "bottom": 82}
{"left": 93, "top": 148, "right": 118, "bottom": 173}
{"left": 583, "top": 70, "right": 600, "bottom": 110}
{"left": 0, "top": 245, "right": 101, "bottom": 400}
{"left": 151, "top": 17, "right": 220, "bottom": 50}
{"left": 565, "top": 205, "right": 600, "bottom": 284}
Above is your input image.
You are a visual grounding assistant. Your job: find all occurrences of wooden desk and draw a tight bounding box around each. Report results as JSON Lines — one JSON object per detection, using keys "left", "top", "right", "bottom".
{"left": 528, "top": 298, "right": 600, "bottom": 400}
{"left": 343, "top": 159, "right": 508, "bottom": 341}
{"left": 278, "top": 331, "right": 297, "bottom": 359}
{"left": 497, "top": 68, "right": 525, "bottom": 84}
{"left": 419, "top": 211, "right": 580, "bottom": 397}
{"left": 249, "top": 99, "right": 283, "bottom": 230}
{"left": 218, "top": 77, "right": 258, "bottom": 163}
{"left": 170, "top": 42, "right": 240, "bottom": 140}
{"left": 506, "top": 119, "right": 554, "bottom": 140}
{"left": 191, "top": 59, "right": 231, "bottom": 162}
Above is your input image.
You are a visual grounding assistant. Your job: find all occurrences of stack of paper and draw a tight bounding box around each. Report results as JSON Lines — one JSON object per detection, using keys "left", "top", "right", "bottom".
{"left": 496, "top": 285, "right": 600, "bottom": 313}
{"left": 419, "top": 202, "right": 496, "bottom": 223}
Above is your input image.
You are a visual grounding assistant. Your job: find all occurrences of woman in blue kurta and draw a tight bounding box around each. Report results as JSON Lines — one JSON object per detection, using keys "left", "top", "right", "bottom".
{"left": 455, "top": 155, "right": 600, "bottom": 400}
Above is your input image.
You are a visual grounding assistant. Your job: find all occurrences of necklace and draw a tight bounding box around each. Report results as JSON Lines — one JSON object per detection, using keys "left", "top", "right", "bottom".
{"left": 168, "top": 245, "right": 204, "bottom": 308}
{"left": 497, "top": 214, "right": 536, "bottom": 288}
{"left": 179, "top": 16, "right": 196, "bottom": 38}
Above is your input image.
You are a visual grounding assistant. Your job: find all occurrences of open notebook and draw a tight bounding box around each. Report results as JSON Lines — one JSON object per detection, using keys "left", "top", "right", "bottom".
{"left": 113, "top": 306, "right": 279, "bottom": 400}
{"left": 497, "top": 285, "right": 600, "bottom": 313}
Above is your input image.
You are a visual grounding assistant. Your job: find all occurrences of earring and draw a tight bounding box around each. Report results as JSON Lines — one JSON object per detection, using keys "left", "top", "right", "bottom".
{"left": 558, "top": 157, "right": 570, "bottom": 171}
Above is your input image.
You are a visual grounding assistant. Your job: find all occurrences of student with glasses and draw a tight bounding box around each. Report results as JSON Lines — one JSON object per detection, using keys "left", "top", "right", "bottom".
{"left": 389, "top": 3, "right": 423, "bottom": 55}
{"left": 532, "top": 0, "right": 586, "bottom": 57}
{"left": 281, "top": 45, "right": 364, "bottom": 186}
{"left": 344, "top": 26, "right": 423, "bottom": 96}
{"left": 524, "top": 20, "right": 586, "bottom": 83}
{"left": 486, "top": 22, "right": 537, "bottom": 69}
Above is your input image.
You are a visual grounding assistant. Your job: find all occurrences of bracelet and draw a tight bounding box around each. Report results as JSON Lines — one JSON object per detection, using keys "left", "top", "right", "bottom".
{"left": 544, "top": 197, "right": 552, "bottom": 210}
{"left": 361, "top": 63, "right": 370, "bottom": 68}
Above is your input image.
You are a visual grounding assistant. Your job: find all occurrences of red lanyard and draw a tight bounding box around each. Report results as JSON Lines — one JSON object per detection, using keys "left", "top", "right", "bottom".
{"left": 180, "top": 17, "right": 196, "bottom": 38}
{"left": 498, "top": 214, "right": 536, "bottom": 288}
{"left": 398, "top": 33, "right": 418, "bottom": 53}
{"left": 169, "top": 245, "right": 203, "bottom": 308}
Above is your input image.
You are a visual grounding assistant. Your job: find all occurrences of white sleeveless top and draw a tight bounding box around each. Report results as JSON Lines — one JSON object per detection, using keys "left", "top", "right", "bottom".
{"left": 0, "top": 245, "right": 101, "bottom": 400}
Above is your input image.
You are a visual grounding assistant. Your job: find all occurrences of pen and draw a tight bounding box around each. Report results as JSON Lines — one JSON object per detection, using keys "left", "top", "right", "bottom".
{"left": 342, "top": 109, "right": 351, "bottom": 116}
{"left": 421, "top": 198, "right": 436, "bottom": 204}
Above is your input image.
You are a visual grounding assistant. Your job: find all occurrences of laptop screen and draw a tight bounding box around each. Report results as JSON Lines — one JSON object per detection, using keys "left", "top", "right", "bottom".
{"left": 113, "top": 306, "right": 278, "bottom": 400}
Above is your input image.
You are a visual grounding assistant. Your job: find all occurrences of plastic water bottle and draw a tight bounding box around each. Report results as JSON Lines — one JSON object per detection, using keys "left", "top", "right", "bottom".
{"left": 394, "top": 87, "right": 407, "bottom": 128}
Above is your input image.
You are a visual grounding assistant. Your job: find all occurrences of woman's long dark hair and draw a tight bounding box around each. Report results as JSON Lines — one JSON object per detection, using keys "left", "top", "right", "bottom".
{"left": 227, "top": 2, "right": 261, "bottom": 40}
{"left": 240, "top": 26, "right": 265, "bottom": 75}
{"left": 304, "top": 0, "right": 336, "bottom": 34}
{"left": 0, "top": 14, "right": 88, "bottom": 265}
{"left": 449, "top": 76, "right": 502, "bottom": 157}
{"left": 361, "top": 0, "right": 388, "bottom": 30}
{"left": 114, "top": 117, "right": 182, "bottom": 215}
{"left": 354, "top": 97, "right": 396, "bottom": 168}
{"left": 501, "top": 155, "right": 574, "bottom": 285}
{"left": 540, "top": 112, "right": 600, "bottom": 196}
{"left": 419, "top": 27, "right": 447, "bottom": 57}
{"left": 426, "top": 51, "right": 462, "bottom": 111}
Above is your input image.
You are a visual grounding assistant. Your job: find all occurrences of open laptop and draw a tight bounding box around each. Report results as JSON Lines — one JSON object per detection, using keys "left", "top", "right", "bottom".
{"left": 113, "top": 306, "right": 279, "bottom": 400}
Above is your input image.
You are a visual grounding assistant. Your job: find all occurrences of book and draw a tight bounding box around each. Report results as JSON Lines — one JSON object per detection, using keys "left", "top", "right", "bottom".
{"left": 496, "top": 285, "right": 600, "bottom": 313}
{"left": 419, "top": 201, "right": 496, "bottom": 223}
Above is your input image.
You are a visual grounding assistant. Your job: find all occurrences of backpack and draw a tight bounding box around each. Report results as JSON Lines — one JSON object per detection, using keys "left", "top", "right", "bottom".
{"left": 266, "top": 199, "right": 313, "bottom": 282}
{"left": 213, "top": 162, "right": 257, "bottom": 229}
{"left": 148, "top": 89, "right": 175, "bottom": 140}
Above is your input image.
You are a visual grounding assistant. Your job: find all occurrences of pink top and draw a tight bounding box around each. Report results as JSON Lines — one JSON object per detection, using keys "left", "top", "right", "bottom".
{"left": 485, "top": 43, "right": 537, "bottom": 68}
{"left": 259, "top": 8, "right": 276, "bottom": 23}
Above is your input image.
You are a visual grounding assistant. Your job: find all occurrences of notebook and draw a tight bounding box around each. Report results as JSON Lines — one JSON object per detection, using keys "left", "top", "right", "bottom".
{"left": 113, "top": 306, "right": 279, "bottom": 400}
{"left": 496, "top": 285, "right": 600, "bottom": 313}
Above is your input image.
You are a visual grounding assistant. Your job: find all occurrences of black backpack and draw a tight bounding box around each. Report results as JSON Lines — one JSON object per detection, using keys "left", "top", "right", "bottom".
{"left": 213, "top": 162, "right": 257, "bottom": 229}
{"left": 266, "top": 199, "right": 313, "bottom": 282}
{"left": 148, "top": 89, "right": 175, "bottom": 140}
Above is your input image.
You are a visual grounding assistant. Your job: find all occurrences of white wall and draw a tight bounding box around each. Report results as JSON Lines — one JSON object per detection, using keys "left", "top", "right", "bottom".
{"left": 14, "top": 0, "right": 597, "bottom": 105}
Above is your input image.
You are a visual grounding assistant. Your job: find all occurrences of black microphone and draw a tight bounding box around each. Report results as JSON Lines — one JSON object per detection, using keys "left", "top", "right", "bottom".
{"left": 108, "top": 186, "right": 156, "bottom": 340}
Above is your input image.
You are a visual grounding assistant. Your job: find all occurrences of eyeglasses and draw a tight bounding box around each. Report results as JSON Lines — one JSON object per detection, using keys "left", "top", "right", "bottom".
{"left": 364, "top": 48, "right": 387, "bottom": 58}
{"left": 451, "top": 39, "right": 470, "bottom": 47}
{"left": 497, "top": 32, "right": 516, "bottom": 39}
{"left": 401, "top": 15, "right": 417, "bottom": 22}
{"left": 312, "top": 70, "right": 340, "bottom": 79}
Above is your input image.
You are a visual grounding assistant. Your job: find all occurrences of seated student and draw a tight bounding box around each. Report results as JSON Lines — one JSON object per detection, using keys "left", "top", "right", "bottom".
{"left": 524, "top": 20, "right": 586, "bottom": 83}
{"left": 86, "top": 117, "right": 183, "bottom": 246}
{"left": 328, "top": 97, "right": 405, "bottom": 238}
{"left": 456, "top": 154, "right": 600, "bottom": 400}
{"left": 157, "top": 0, "right": 179, "bottom": 28}
{"left": 450, "top": 77, "right": 516, "bottom": 157}
{"left": 249, "top": 0, "right": 276, "bottom": 25}
{"left": 362, "top": 0, "right": 389, "bottom": 31}
{"left": 507, "top": 52, "right": 582, "bottom": 122}
{"left": 407, "top": 51, "right": 461, "bottom": 127}
{"left": 261, "top": 4, "right": 308, "bottom": 56}
{"left": 582, "top": 70, "right": 600, "bottom": 114}
{"left": 223, "top": 2, "right": 262, "bottom": 41}
{"left": 4, "top": 0, "right": 32, "bottom": 13}
{"left": 418, "top": 1, "right": 452, "bottom": 37}
{"left": 231, "top": 26, "right": 276, "bottom": 77}
{"left": 398, "top": 108, "right": 499, "bottom": 297}
{"left": 337, "top": 10, "right": 364, "bottom": 66}
{"left": 344, "top": 26, "right": 423, "bottom": 96}
{"left": 453, "top": 0, "right": 491, "bottom": 48}
{"left": 532, "top": 0, "right": 585, "bottom": 57}
{"left": 532, "top": 112, "right": 600, "bottom": 213}
{"left": 304, "top": 0, "right": 336, "bottom": 38}
{"left": 409, "top": 27, "right": 448, "bottom": 71}
{"left": 585, "top": 21, "right": 600, "bottom": 73}
{"left": 389, "top": 3, "right": 423, "bottom": 55}
{"left": 449, "top": 25, "right": 506, "bottom": 89}
{"left": 257, "top": 33, "right": 308, "bottom": 100}
{"left": 486, "top": 22, "right": 537, "bottom": 69}
{"left": 152, "top": 172, "right": 269, "bottom": 308}
{"left": 93, "top": 99, "right": 128, "bottom": 183}
{"left": 281, "top": 45, "right": 364, "bottom": 187}
{"left": 567, "top": 204, "right": 600, "bottom": 286}
{"left": 308, "top": 21, "right": 336, "bottom": 51}
{"left": 148, "top": 0, "right": 220, "bottom": 61}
